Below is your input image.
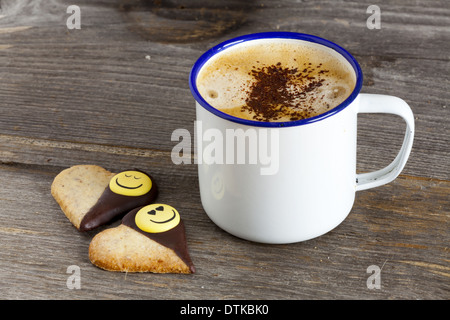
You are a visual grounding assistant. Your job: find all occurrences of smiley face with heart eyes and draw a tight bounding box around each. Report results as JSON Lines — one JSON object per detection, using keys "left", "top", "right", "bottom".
{"left": 135, "top": 204, "right": 181, "bottom": 233}
{"left": 109, "top": 170, "right": 152, "bottom": 196}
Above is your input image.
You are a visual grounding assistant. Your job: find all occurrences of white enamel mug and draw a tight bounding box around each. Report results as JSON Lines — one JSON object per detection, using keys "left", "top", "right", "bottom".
{"left": 189, "top": 32, "right": 414, "bottom": 244}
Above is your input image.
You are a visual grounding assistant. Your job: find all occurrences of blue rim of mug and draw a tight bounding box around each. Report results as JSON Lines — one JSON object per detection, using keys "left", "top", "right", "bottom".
{"left": 189, "top": 32, "right": 363, "bottom": 128}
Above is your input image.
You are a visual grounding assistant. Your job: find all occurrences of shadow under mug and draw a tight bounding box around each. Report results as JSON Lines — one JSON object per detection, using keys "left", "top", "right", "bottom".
{"left": 189, "top": 32, "right": 414, "bottom": 244}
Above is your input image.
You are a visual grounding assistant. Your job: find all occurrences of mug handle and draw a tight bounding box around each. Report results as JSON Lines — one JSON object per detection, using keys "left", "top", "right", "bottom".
{"left": 356, "top": 93, "right": 415, "bottom": 191}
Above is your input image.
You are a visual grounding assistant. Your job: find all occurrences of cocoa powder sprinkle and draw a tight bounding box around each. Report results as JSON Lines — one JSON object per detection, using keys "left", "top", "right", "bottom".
{"left": 241, "top": 63, "right": 329, "bottom": 121}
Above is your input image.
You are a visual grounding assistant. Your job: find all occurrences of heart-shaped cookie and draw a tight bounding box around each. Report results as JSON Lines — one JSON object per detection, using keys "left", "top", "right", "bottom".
{"left": 51, "top": 165, "right": 158, "bottom": 231}
{"left": 89, "top": 204, "right": 195, "bottom": 274}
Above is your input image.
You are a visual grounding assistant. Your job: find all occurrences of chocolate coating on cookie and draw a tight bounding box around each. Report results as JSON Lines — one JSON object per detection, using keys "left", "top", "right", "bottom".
{"left": 79, "top": 169, "right": 157, "bottom": 231}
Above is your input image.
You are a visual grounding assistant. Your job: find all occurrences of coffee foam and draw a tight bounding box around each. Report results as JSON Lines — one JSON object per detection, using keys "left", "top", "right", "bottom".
{"left": 196, "top": 39, "right": 356, "bottom": 122}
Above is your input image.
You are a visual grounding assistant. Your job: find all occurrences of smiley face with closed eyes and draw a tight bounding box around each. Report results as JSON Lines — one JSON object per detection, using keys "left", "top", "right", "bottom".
{"left": 109, "top": 170, "right": 152, "bottom": 196}
{"left": 135, "top": 204, "right": 181, "bottom": 233}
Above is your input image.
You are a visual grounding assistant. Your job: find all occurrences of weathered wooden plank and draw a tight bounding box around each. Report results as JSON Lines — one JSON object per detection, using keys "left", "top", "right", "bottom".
{"left": 0, "top": 122, "right": 447, "bottom": 184}
{"left": 0, "top": 50, "right": 448, "bottom": 179}
{"left": 1, "top": 1, "right": 448, "bottom": 180}
{"left": 0, "top": 165, "right": 447, "bottom": 299}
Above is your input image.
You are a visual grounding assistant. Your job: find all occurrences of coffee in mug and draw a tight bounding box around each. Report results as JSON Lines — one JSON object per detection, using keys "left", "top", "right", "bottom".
{"left": 196, "top": 39, "right": 356, "bottom": 122}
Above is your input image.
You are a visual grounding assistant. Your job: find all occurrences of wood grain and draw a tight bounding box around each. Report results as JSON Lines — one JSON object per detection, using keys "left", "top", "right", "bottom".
{"left": 0, "top": 0, "right": 448, "bottom": 299}
{"left": 0, "top": 165, "right": 448, "bottom": 299}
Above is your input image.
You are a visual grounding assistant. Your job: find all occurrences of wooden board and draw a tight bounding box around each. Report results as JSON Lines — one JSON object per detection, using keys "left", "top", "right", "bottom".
{"left": 0, "top": 0, "right": 448, "bottom": 300}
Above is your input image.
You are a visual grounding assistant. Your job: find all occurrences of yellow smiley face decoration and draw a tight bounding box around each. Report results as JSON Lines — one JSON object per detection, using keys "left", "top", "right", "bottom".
{"left": 135, "top": 204, "right": 181, "bottom": 233}
{"left": 109, "top": 170, "right": 152, "bottom": 197}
